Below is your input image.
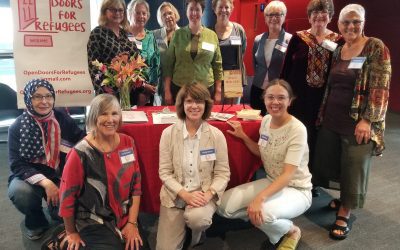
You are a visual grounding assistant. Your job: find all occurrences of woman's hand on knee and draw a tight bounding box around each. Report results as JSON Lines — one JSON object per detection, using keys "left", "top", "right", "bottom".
{"left": 66, "top": 232, "right": 85, "bottom": 250}
{"left": 122, "top": 224, "right": 143, "bottom": 250}
{"left": 38, "top": 178, "right": 59, "bottom": 206}
{"left": 247, "top": 197, "right": 264, "bottom": 227}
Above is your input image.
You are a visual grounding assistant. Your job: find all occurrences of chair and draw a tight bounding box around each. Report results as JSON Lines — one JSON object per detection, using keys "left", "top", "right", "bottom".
{"left": 0, "top": 83, "right": 23, "bottom": 142}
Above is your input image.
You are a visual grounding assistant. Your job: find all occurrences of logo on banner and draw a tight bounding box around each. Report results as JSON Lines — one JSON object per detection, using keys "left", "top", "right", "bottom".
{"left": 17, "top": 0, "right": 86, "bottom": 47}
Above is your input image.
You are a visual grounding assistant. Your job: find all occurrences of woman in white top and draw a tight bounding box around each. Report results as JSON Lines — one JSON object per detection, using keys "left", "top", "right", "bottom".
{"left": 218, "top": 79, "right": 312, "bottom": 250}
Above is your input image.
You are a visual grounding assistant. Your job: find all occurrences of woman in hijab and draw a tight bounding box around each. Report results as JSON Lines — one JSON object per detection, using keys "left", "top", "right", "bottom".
{"left": 7, "top": 79, "right": 85, "bottom": 241}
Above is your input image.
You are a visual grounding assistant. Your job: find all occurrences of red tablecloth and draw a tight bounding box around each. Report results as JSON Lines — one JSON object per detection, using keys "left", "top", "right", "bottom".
{"left": 119, "top": 105, "right": 262, "bottom": 213}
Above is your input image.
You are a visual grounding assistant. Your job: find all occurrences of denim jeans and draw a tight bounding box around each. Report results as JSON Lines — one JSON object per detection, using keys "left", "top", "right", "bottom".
{"left": 8, "top": 177, "right": 60, "bottom": 230}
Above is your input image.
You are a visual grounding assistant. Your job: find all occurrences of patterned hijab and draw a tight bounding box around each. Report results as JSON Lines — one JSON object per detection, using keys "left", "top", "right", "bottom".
{"left": 19, "top": 79, "right": 61, "bottom": 169}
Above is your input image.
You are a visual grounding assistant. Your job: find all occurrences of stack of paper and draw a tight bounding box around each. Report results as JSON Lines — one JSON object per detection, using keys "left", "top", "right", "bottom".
{"left": 122, "top": 111, "right": 148, "bottom": 123}
{"left": 152, "top": 112, "right": 178, "bottom": 124}
{"left": 236, "top": 109, "right": 261, "bottom": 120}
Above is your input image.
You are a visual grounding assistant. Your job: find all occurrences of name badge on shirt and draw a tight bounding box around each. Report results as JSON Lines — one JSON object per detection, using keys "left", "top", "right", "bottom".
{"left": 200, "top": 148, "right": 216, "bottom": 161}
{"left": 321, "top": 39, "right": 338, "bottom": 52}
{"left": 119, "top": 148, "right": 135, "bottom": 165}
{"left": 258, "top": 134, "right": 269, "bottom": 147}
{"left": 348, "top": 57, "right": 366, "bottom": 69}
{"left": 274, "top": 43, "right": 288, "bottom": 53}
{"left": 156, "top": 39, "right": 165, "bottom": 46}
{"left": 134, "top": 40, "right": 143, "bottom": 50}
{"left": 230, "top": 36, "right": 242, "bottom": 46}
{"left": 202, "top": 42, "right": 215, "bottom": 52}
{"left": 60, "top": 139, "right": 73, "bottom": 154}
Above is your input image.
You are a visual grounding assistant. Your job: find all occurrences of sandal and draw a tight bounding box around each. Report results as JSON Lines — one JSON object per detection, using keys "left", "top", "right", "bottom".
{"left": 327, "top": 199, "right": 341, "bottom": 211}
{"left": 329, "top": 215, "right": 351, "bottom": 240}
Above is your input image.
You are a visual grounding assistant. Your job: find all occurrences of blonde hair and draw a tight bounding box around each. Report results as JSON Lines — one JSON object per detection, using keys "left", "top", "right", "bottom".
{"left": 156, "top": 2, "right": 180, "bottom": 27}
{"left": 98, "top": 0, "right": 129, "bottom": 30}
{"left": 127, "top": 0, "right": 150, "bottom": 24}
{"left": 212, "top": 0, "right": 234, "bottom": 11}
{"left": 264, "top": 0, "right": 287, "bottom": 16}
{"left": 86, "top": 94, "right": 122, "bottom": 134}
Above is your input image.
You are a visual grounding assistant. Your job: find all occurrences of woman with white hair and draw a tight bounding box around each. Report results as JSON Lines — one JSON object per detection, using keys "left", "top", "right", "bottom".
{"left": 314, "top": 4, "right": 391, "bottom": 240}
{"left": 128, "top": 0, "right": 160, "bottom": 106}
{"left": 251, "top": 0, "right": 292, "bottom": 116}
{"left": 152, "top": 2, "right": 180, "bottom": 104}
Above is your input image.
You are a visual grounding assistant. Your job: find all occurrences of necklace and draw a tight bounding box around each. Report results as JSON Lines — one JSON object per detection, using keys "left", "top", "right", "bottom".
{"left": 95, "top": 134, "right": 117, "bottom": 159}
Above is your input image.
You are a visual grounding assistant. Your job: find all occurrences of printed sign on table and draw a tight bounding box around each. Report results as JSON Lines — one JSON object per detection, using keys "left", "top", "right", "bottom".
{"left": 12, "top": 0, "right": 94, "bottom": 108}
{"left": 223, "top": 69, "right": 243, "bottom": 98}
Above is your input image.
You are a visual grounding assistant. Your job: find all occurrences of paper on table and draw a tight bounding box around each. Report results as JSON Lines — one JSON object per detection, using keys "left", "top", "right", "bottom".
{"left": 236, "top": 109, "right": 261, "bottom": 120}
{"left": 209, "top": 112, "right": 235, "bottom": 121}
{"left": 122, "top": 111, "right": 148, "bottom": 123}
{"left": 152, "top": 112, "right": 178, "bottom": 124}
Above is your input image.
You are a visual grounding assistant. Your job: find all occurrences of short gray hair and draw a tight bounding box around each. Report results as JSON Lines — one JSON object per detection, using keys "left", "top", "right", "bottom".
{"left": 339, "top": 4, "right": 365, "bottom": 21}
{"left": 86, "top": 94, "right": 122, "bottom": 134}
{"left": 156, "top": 2, "right": 180, "bottom": 27}
{"left": 264, "top": 0, "right": 287, "bottom": 16}
{"left": 127, "top": 0, "right": 150, "bottom": 23}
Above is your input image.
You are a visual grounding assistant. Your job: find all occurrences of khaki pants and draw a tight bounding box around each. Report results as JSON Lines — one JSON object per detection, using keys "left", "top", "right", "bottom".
{"left": 156, "top": 202, "right": 217, "bottom": 250}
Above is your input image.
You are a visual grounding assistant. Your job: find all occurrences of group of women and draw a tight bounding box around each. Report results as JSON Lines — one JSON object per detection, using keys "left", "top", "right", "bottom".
{"left": 87, "top": 0, "right": 246, "bottom": 107}
{"left": 7, "top": 0, "right": 391, "bottom": 249}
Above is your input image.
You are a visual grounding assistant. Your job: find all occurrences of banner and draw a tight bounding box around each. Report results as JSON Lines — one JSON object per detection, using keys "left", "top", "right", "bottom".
{"left": 12, "top": 0, "right": 94, "bottom": 108}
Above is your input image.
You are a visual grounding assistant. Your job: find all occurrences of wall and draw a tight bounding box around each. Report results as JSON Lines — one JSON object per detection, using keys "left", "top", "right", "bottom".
{"left": 231, "top": 0, "right": 399, "bottom": 112}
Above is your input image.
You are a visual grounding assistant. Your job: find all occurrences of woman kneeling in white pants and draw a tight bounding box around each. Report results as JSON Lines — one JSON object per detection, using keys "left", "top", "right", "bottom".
{"left": 218, "top": 79, "right": 312, "bottom": 249}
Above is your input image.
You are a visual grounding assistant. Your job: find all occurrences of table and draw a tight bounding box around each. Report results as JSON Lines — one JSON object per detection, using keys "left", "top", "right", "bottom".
{"left": 120, "top": 105, "right": 262, "bottom": 213}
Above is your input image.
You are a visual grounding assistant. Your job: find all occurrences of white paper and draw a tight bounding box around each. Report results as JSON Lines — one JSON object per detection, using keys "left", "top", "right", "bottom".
{"left": 152, "top": 112, "right": 178, "bottom": 124}
{"left": 321, "top": 39, "right": 338, "bottom": 52}
{"left": 202, "top": 42, "right": 215, "bottom": 52}
{"left": 122, "top": 111, "right": 148, "bottom": 123}
{"left": 209, "top": 112, "right": 235, "bottom": 122}
{"left": 348, "top": 57, "right": 366, "bottom": 69}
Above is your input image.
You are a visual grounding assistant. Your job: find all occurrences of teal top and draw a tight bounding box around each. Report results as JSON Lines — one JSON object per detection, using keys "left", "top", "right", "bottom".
{"left": 129, "top": 29, "right": 160, "bottom": 86}
{"left": 164, "top": 26, "right": 223, "bottom": 87}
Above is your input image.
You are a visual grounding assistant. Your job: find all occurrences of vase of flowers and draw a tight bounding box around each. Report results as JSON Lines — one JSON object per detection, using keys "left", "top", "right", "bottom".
{"left": 92, "top": 52, "right": 147, "bottom": 110}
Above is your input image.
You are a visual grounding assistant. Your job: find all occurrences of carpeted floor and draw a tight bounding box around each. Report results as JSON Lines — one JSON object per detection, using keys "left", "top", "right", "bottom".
{"left": 0, "top": 112, "right": 399, "bottom": 250}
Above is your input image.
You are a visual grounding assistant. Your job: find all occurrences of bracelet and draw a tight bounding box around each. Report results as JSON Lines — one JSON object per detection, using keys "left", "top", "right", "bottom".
{"left": 127, "top": 221, "right": 138, "bottom": 227}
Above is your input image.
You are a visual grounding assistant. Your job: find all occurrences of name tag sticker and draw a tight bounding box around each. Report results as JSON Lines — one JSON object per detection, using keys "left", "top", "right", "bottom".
{"left": 230, "top": 36, "right": 242, "bottom": 45}
{"left": 258, "top": 134, "right": 269, "bottom": 147}
{"left": 274, "top": 43, "right": 287, "bottom": 53}
{"left": 348, "top": 57, "right": 366, "bottom": 69}
{"left": 119, "top": 148, "right": 135, "bottom": 164}
{"left": 134, "top": 40, "right": 143, "bottom": 50}
{"left": 321, "top": 39, "right": 338, "bottom": 52}
{"left": 60, "top": 139, "right": 73, "bottom": 154}
{"left": 156, "top": 39, "right": 164, "bottom": 45}
{"left": 202, "top": 42, "right": 215, "bottom": 52}
{"left": 200, "top": 148, "right": 216, "bottom": 161}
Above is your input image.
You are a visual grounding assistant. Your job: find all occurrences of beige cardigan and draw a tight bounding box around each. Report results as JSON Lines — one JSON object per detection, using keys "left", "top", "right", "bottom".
{"left": 159, "top": 120, "right": 230, "bottom": 208}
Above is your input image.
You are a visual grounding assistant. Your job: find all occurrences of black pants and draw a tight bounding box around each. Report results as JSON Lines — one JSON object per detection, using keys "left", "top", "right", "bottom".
{"left": 250, "top": 85, "right": 266, "bottom": 116}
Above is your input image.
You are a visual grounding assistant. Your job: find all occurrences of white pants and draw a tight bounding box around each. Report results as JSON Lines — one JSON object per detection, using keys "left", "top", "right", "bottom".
{"left": 156, "top": 201, "right": 217, "bottom": 250}
{"left": 217, "top": 178, "right": 312, "bottom": 244}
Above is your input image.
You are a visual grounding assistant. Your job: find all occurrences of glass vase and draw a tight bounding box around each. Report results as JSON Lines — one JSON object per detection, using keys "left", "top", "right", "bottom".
{"left": 119, "top": 83, "right": 131, "bottom": 111}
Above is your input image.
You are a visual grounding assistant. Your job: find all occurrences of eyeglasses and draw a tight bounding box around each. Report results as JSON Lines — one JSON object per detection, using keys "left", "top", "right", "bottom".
{"left": 341, "top": 19, "right": 363, "bottom": 27}
{"left": 265, "top": 13, "right": 284, "bottom": 18}
{"left": 107, "top": 8, "right": 125, "bottom": 14}
{"left": 31, "top": 94, "right": 54, "bottom": 102}
{"left": 265, "top": 95, "right": 288, "bottom": 102}
{"left": 184, "top": 99, "right": 205, "bottom": 106}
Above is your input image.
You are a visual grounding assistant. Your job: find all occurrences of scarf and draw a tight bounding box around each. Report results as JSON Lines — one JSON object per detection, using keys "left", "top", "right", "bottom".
{"left": 19, "top": 79, "right": 61, "bottom": 169}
